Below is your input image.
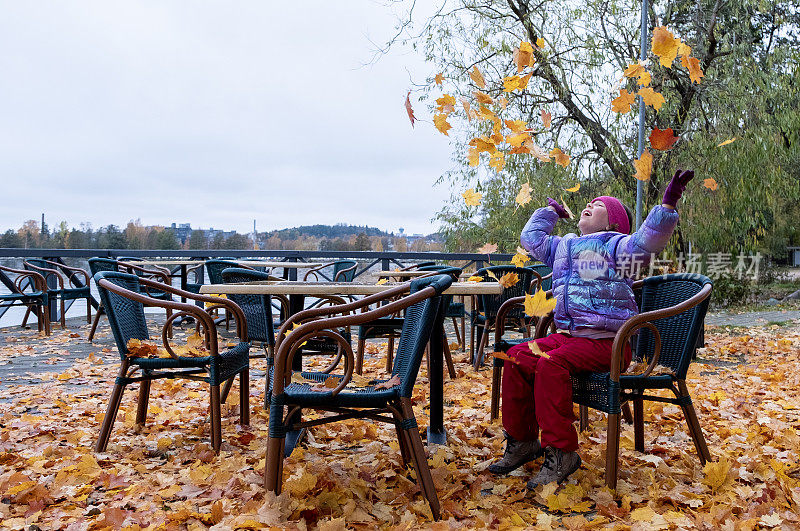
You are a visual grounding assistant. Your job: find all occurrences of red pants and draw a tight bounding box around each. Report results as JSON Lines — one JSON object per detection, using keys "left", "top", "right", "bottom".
{"left": 501, "top": 332, "right": 631, "bottom": 452}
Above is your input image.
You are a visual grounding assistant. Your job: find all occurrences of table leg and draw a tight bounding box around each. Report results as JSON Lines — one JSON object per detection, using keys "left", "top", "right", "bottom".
{"left": 284, "top": 293, "right": 306, "bottom": 455}
{"left": 427, "top": 298, "right": 447, "bottom": 446}
{"left": 179, "top": 264, "right": 187, "bottom": 303}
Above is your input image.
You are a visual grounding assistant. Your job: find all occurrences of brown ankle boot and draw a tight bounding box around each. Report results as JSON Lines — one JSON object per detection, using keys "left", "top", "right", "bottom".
{"left": 526, "top": 446, "right": 581, "bottom": 489}
{"left": 487, "top": 432, "right": 543, "bottom": 475}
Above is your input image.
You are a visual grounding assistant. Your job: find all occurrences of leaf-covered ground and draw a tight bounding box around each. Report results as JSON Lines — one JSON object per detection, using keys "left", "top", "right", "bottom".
{"left": 1, "top": 319, "right": 799, "bottom": 530}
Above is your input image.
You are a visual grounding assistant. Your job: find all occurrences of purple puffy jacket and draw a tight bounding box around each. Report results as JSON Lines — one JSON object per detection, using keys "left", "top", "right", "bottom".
{"left": 520, "top": 205, "right": 678, "bottom": 334}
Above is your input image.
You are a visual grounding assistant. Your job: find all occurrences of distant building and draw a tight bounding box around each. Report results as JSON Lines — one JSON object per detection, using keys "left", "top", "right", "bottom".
{"left": 169, "top": 223, "right": 193, "bottom": 245}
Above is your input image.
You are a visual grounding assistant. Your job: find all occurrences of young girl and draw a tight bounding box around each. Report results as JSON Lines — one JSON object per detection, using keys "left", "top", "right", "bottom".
{"left": 486, "top": 169, "right": 695, "bottom": 489}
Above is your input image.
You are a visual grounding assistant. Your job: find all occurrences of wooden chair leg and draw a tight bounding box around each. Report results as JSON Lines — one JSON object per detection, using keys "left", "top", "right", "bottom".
{"left": 622, "top": 402, "right": 634, "bottom": 424}
{"left": 86, "top": 296, "right": 92, "bottom": 323}
{"left": 473, "top": 323, "right": 490, "bottom": 371}
{"left": 443, "top": 332, "right": 456, "bottom": 379}
{"left": 264, "top": 403, "right": 287, "bottom": 493}
{"left": 490, "top": 360, "right": 502, "bottom": 420}
{"left": 633, "top": 396, "right": 645, "bottom": 453}
{"left": 60, "top": 298, "right": 66, "bottom": 328}
{"left": 394, "top": 419, "right": 412, "bottom": 466}
{"left": 356, "top": 337, "right": 366, "bottom": 375}
{"left": 240, "top": 368, "right": 250, "bottom": 426}
{"left": 88, "top": 306, "right": 104, "bottom": 341}
{"left": 165, "top": 308, "right": 173, "bottom": 339}
{"left": 43, "top": 305, "right": 51, "bottom": 336}
{"left": 221, "top": 376, "right": 235, "bottom": 404}
{"left": 96, "top": 364, "right": 129, "bottom": 452}
{"left": 451, "top": 317, "right": 462, "bottom": 349}
{"left": 579, "top": 405, "right": 589, "bottom": 431}
{"left": 605, "top": 413, "right": 621, "bottom": 490}
{"left": 469, "top": 320, "right": 476, "bottom": 365}
{"left": 460, "top": 313, "right": 466, "bottom": 352}
{"left": 399, "top": 399, "right": 440, "bottom": 520}
{"left": 135, "top": 379, "right": 151, "bottom": 427}
{"left": 677, "top": 381, "right": 712, "bottom": 464}
{"left": 210, "top": 384, "right": 222, "bottom": 453}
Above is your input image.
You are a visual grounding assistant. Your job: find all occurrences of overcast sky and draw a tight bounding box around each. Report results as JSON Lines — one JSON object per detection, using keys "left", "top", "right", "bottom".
{"left": 0, "top": 1, "right": 454, "bottom": 236}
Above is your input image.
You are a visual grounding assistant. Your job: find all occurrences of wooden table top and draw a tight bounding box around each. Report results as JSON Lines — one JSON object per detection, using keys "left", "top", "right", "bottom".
{"left": 200, "top": 281, "right": 502, "bottom": 296}
{"left": 234, "top": 261, "right": 323, "bottom": 268}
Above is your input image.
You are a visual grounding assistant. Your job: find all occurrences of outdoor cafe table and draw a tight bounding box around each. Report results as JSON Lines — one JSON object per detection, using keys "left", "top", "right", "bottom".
{"left": 200, "top": 280, "right": 502, "bottom": 447}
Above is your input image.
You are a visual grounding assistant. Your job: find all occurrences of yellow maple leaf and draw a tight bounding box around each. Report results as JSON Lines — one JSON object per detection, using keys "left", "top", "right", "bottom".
{"left": 489, "top": 152, "right": 505, "bottom": 171}
{"left": 462, "top": 188, "right": 482, "bottom": 207}
{"left": 478, "top": 243, "right": 498, "bottom": 255}
{"left": 376, "top": 278, "right": 388, "bottom": 285}
{"left": 469, "top": 66, "right": 486, "bottom": 89}
{"left": 434, "top": 72, "right": 444, "bottom": 85}
{"left": 565, "top": 183, "right": 580, "bottom": 192}
{"left": 435, "top": 94, "right": 456, "bottom": 114}
{"left": 466, "top": 275, "right": 483, "bottom": 282}
{"left": 504, "top": 119, "right": 528, "bottom": 133}
{"left": 511, "top": 252, "right": 530, "bottom": 268}
{"left": 536, "top": 37, "right": 545, "bottom": 48}
{"left": 433, "top": 113, "right": 452, "bottom": 135}
{"left": 285, "top": 469, "right": 317, "bottom": 497}
{"left": 623, "top": 61, "right": 651, "bottom": 86}
{"left": 549, "top": 147, "right": 570, "bottom": 168}
{"left": 718, "top": 137, "right": 736, "bottom": 147}
{"left": 498, "top": 272, "right": 520, "bottom": 288}
{"left": 637, "top": 87, "right": 665, "bottom": 111}
{"left": 703, "top": 177, "right": 718, "bottom": 191}
{"left": 611, "top": 89, "right": 636, "bottom": 113}
{"left": 466, "top": 146, "right": 479, "bottom": 167}
{"left": 515, "top": 41, "right": 535, "bottom": 72}
{"left": 506, "top": 132, "right": 530, "bottom": 147}
{"left": 681, "top": 54, "right": 704, "bottom": 84}
{"left": 503, "top": 75, "right": 521, "bottom": 92}
{"left": 515, "top": 183, "right": 533, "bottom": 206}
{"left": 633, "top": 149, "right": 653, "bottom": 181}
{"left": 651, "top": 26, "right": 680, "bottom": 68}
{"left": 524, "top": 289, "right": 556, "bottom": 317}
{"left": 702, "top": 457, "right": 731, "bottom": 491}
{"left": 473, "top": 136, "right": 498, "bottom": 154}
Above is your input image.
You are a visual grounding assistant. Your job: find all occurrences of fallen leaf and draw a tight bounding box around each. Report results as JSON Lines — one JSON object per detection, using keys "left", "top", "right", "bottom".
{"left": 404, "top": 92, "right": 416, "bottom": 127}
{"left": 374, "top": 374, "right": 401, "bottom": 390}
{"left": 469, "top": 66, "right": 486, "bottom": 89}
{"left": 649, "top": 127, "right": 679, "bottom": 151}
{"left": 376, "top": 278, "right": 388, "bottom": 285}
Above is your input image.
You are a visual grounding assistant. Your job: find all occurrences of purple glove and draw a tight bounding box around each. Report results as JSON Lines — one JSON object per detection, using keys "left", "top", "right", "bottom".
{"left": 547, "top": 197, "right": 570, "bottom": 219}
{"left": 662, "top": 169, "right": 694, "bottom": 206}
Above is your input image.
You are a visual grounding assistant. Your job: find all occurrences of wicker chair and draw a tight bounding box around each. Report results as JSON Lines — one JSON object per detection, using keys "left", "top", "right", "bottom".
{"left": 418, "top": 265, "right": 467, "bottom": 350}
{"left": 88, "top": 258, "right": 175, "bottom": 341}
{"left": 470, "top": 265, "right": 539, "bottom": 370}
{"left": 264, "top": 274, "right": 453, "bottom": 520}
{"left": 526, "top": 263, "right": 553, "bottom": 291}
{"left": 303, "top": 260, "right": 358, "bottom": 282}
{"left": 0, "top": 264, "right": 50, "bottom": 335}
{"left": 22, "top": 258, "right": 92, "bottom": 329}
{"left": 94, "top": 271, "right": 250, "bottom": 453}
{"left": 495, "top": 273, "right": 713, "bottom": 489}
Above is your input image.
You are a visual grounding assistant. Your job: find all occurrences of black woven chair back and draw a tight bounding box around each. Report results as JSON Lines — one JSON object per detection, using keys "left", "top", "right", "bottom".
{"left": 206, "top": 260, "right": 241, "bottom": 285}
{"left": 392, "top": 274, "right": 453, "bottom": 397}
{"left": 221, "top": 267, "right": 276, "bottom": 345}
{"left": 332, "top": 260, "right": 357, "bottom": 282}
{"left": 94, "top": 271, "right": 149, "bottom": 360}
{"left": 475, "top": 266, "right": 534, "bottom": 320}
{"left": 527, "top": 264, "right": 552, "bottom": 291}
{"left": 418, "top": 266, "right": 462, "bottom": 309}
{"left": 634, "top": 273, "right": 712, "bottom": 380}
{"left": 88, "top": 258, "right": 120, "bottom": 276}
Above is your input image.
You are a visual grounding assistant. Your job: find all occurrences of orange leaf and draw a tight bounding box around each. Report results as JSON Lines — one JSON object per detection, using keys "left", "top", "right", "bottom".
{"left": 718, "top": 137, "right": 736, "bottom": 147}
{"left": 374, "top": 374, "right": 401, "bottom": 390}
{"left": 478, "top": 243, "right": 498, "bottom": 255}
{"left": 404, "top": 92, "right": 416, "bottom": 127}
{"left": 498, "top": 272, "right": 520, "bottom": 288}
{"left": 461, "top": 98, "right": 476, "bottom": 121}
{"left": 549, "top": 148, "right": 570, "bottom": 168}
{"left": 612, "top": 89, "right": 636, "bottom": 113}
{"left": 469, "top": 66, "right": 486, "bottom": 89}
{"left": 474, "top": 91, "right": 494, "bottom": 105}
{"left": 649, "top": 127, "right": 679, "bottom": 151}
{"left": 681, "top": 55, "right": 704, "bottom": 84}
{"left": 703, "top": 178, "right": 719, "bottom": 191}
{"left": 651, "top": 26, "right": 680, "bottom": 68}
{"left": 623, "top": 61, "right": 651, "bottom": 86}
{"left": 489, "top": 351, "right": 517, "bottom": 363}
{"left": 434, "top": 73, "right": 444, "bottom": 85}
{"left": 505, "top": 119, "right": 528, "bottom": 133}
{"left": 637, "top": 87, "right": 665, "bottom": 111}
{"left": 506, "top": 132, "right": 530, "bottom": 148}
{"left": 489, "top": 152, "right": 505, "bottom": 171}
{"left": 633, "top": 149, "right": 653, "bottom": 181}
{"left": 433, "top": 113, "right": 452, "bottom": 136}
{"left": 565, "top": 183, "right": 580, "bottom": 193}
{"left": 540, "top": 109, "right": 552, "bottom": 129}
{"left": 462, "top": 188, "right": 482, "bottom": 206}
{"left": 435, "top": 94, "right": 456, "bottom": 114}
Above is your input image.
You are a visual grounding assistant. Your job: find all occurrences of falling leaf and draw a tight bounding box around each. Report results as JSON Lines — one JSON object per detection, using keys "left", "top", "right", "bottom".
{"left": 376, "top": 278, "right": 388, "bottom": 285}
{"left": 498, "top": 272, "right": 520, "bottom": 288}
{"left": 623, "top": 61, "right": 651, "bottom": 86}
{"left": 559, "top": 195, "right": 575, "bottom": 218}
{"left": 502, "top": 73, "right": 531, "bottom": 92}
{"left": 461, "top": 98, "right": 476, "bottom": 121}
{"left": 504, "top": 119, "right": 528, "bottom": 133}
{"left": 515, "top": 183, "right": 533, "bottom": 206}
{"left": 536, "top": 37, "right": 545, "bottom": 48}
{"left": 527, "top": 141, "right": 551, "bottom": 162}
{"left": 433, "top": 113, "right": 452, "bottom": 135}
{"left": 681, "top": 55, "right": 704, "bottom": 84}
{"left": 374, "top": 374, "right": 401, "bottom": 390}
{"left": 466, "top": 147, "right": 479, "bottom": 167}
{"left": 540, "top": 109, "right": 552, "bottom": 129}
{"left": 549, "top": 148, "right": 570, "bottom": 168}
{"left": 511, "top": 251, "right": 530, "bottom": 268}
{"left": 474, "top": 91, "right": 494, "bottom": 105}
{"left": 489, "top": 152, "right": 505, "bottom": 171}
{"left": 478, "top": 243, "right": 498, "bottom": 255}
{"left": 612, "top": 89, "right": 636, "bottom": 114}
{"left": 469, "top": 66, "right": 486, "bottom": 89}
{"left": 649, "top": 127, "right": 679, "bottom": 151}
{"left": 524, "top": 289, "right": 556, "bottom": 317}
{"left": 565, "top": 183, "right": 580, "bottom": 193}
{"left": 404, "top": 92, "right": 416, "bottom": 127}
{"left": 651, "top": 26, "right": 680, "bottom": 68}
{"left": 434, "top": 73, "right": 444, "bottom": 85}
{"left": 638, "top": 87, "right": 665, "bottom": 111}
{"left": 633, "top": 149, "right": 653, "bottom": 181}
{"left": 718, "top": 137, "right": 736, "bottom": 147}
{"left": 462, "top": 188, "right": 482, "bottom": 207}
{"left": 514, "top": 41, "right": 535, "bottom": 72}
{"left": 703, "top": 178, "right": 718, "bottom": 191}
{"left": 497, "top": 96, "right": 508, "bottom": 109}
{"left": 435, "top": 94, "right": 456, "bottom": 114}
{"left": 489, "top": 351, "right": 516, "bottom": 363}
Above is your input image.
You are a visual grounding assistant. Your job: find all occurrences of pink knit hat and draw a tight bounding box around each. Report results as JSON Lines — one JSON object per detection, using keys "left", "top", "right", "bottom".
{"left": 592, "top": 196, "right": 631, "bottom": 234}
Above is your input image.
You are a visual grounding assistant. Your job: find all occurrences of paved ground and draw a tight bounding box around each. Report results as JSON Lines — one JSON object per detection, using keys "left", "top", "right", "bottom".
{"left": 705, "top": 309, "right": 800, "bottom": 327}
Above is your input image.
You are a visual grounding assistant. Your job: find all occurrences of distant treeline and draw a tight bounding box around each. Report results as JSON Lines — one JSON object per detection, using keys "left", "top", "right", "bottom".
{"left": 0, "top": 220, "right": 443, "bottom": 252}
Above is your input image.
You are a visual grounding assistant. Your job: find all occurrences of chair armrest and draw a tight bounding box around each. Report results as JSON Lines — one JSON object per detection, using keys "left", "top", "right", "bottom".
{"left": 117, "top": 262, "right": 171, "bottom": 284}
{"left": 272, "top": 283, "right": 436, "bottom": 395}
{"left": 527, "top": 271, "right": 543, "bottom": 294}
{"left": 39, "top": 259, "right": 91, "bottom": 287}
{"left": 0, "top": 265, "right": 47, "bottom": 294}
{"left": 493, "top": 296, "right": 527, "bottom": 348}
{"left": 303, "top": 262, "right": 334, "bottom": 281}
{"left": 23, "top": 261, "right": 65, "bottom": 289}
{"left": 333, "top": 262, "right": 358, "bottom": 282}
{"left": 608, "top": 283, "right": 712, "bottom": 381}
